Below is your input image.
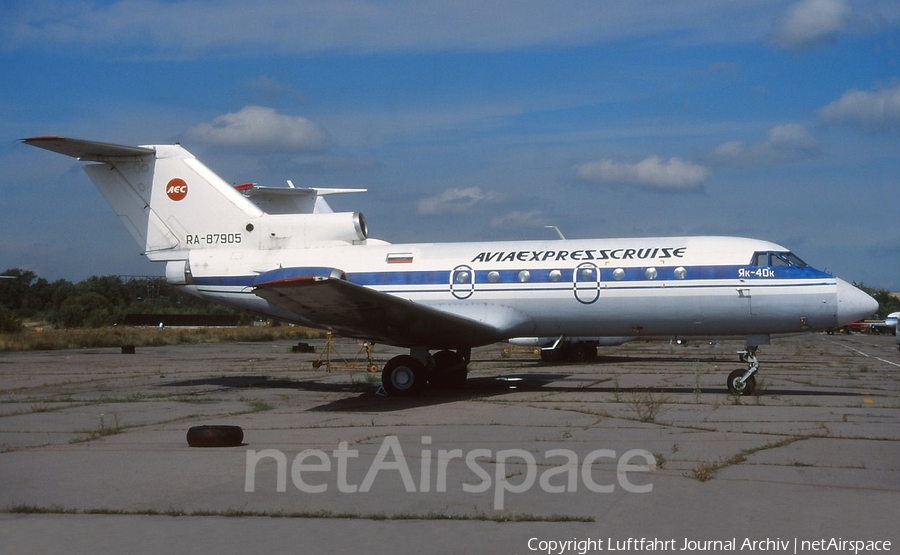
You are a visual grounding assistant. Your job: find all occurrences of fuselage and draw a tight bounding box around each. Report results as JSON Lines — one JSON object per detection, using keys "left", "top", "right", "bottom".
{"left": 171, "top": 235, "right": 867, "bottom": 347}
{"left": 22, "top": 136, "right": 877, "bottom": 353}
{"left": 24, "top": 136, "right": 882, "bottom": 396}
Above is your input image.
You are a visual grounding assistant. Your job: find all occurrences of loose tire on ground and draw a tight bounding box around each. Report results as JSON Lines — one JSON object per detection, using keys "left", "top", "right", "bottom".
{"left": 186, "top": 425, "right": 244, "bottom": 447}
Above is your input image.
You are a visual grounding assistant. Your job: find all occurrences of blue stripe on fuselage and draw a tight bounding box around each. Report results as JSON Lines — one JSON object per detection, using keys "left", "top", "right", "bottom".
{"left": 345, "top": 264, "right": 831, "bottom": 286}
{"left": 190, "top": 264, "right": 832, "bottom": 289}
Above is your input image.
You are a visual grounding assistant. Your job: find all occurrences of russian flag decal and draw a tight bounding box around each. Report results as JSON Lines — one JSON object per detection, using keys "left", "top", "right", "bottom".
{"left": 386, "top": 253, "right": 414, "bottom": 264}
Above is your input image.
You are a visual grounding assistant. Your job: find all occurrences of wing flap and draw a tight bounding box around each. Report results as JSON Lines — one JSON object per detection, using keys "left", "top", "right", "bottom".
{"left": 253, "top": 274, "right": 502, "bottom": 348}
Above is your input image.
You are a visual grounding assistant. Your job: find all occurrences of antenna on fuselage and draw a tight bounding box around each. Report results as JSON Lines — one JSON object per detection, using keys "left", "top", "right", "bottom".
{"left": 545, "top": 225, "right": 566, "bottom": 240}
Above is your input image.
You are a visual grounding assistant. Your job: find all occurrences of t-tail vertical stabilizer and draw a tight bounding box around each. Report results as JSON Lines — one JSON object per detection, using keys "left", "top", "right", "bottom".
{"left": 22, "top": 137, "right": 264, "bottom": 261}
{"left": 21, "top": 137, "right": 370, "bottom": 262}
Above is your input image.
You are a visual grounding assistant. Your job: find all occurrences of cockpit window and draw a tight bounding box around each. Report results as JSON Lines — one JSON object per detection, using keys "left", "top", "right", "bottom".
{"left": 781, "top": 252, "right": 808, "bottom": 268}
{"left": 770, "top": 253, "right": 790, "bottom": 267}
{"left": 750, "top": 251, "right": 809, "bottom": 268}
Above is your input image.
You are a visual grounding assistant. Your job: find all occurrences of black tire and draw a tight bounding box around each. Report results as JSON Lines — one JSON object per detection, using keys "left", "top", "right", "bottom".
{"left": 568, "top": 342, "right": 597, "bottom": 363}
{"left": 431, "top": 350, "right": 468, "bottom": 389}
{"left": 726, "top": 369, "right": 756, "bottom": 396}
{"left": 381, "top": 355, "right": 428, "bottom": 396}
{"left": 540, "top": 344, "right": 567, "bottom": 363}
{"left": 186, "top": 425, "right": 244, "bottom": 447}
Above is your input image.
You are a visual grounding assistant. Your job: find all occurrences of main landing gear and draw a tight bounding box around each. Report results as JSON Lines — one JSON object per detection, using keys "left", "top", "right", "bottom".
{"left": 726, "top": 346, "right": 759, "bottom": 396}
{"left": 380, "top": 348, "right": 470, "bottom": 396}
{"left": 539, "top": 340, "right": 598, "bottom": 363}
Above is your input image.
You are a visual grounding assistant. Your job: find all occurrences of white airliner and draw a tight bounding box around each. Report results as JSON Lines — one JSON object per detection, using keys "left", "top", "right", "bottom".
{"left": 23, "top": 136, "right": 878, "bottom": 396}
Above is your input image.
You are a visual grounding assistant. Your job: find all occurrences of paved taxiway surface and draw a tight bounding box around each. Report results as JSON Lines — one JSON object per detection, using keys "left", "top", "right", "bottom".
{"left": 1, "top": 333, "right": 898, "bottom": 554}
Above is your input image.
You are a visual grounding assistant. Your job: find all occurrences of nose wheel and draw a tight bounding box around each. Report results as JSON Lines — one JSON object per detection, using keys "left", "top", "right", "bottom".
{"left": 727, "top": 347, "right": 759, "bottom": 396}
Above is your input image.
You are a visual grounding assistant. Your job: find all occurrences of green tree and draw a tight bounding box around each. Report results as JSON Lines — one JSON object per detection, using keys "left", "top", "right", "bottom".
{"left": 1, "top": 269, "right": 76, "bottom": 322}
{"left": 857, "top": 284, "right": 900, "bottom": 319}
{"left": 0, "top": 306, "right": 22, "bottom": 333}
{"left": 58, "top": 293, "right": 119, "bottom": 328}
{"left": 75, "top": 275, "right": 130, "bottom": 308}
{"left": 4, "top": 269, "right": 255, "bottom": 327}
{"left": 1, "top": 269, "right": 39, "bottom": 311}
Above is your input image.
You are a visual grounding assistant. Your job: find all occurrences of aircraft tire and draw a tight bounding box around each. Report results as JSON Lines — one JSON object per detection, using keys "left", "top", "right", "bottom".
{"left": 186, "top": 425, "right": 244, "bottom": 447}
{"left": 726, "top": 369, "right": 756, "bottom": 396}
{"left": 431, "top": 350, "right": 468, "bottom": 389}
{"left": 540, "top": 346, "right": 566, "bottom": 363}
{"left": 568, "top": 342, "right": 597, "bottom": 363}
{"left": 382, "top": 355, "right": 428, "bottom": 396}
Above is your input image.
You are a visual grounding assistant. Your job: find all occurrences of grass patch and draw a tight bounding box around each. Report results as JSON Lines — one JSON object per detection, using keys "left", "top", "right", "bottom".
{"left": 5, "top": 504, "right": 593, "bottom": 522}
{"left": 69, "top": 412, "right": 123, "bottom": 443}
{"left": 6, "top": 504, "right": 77, "bottom": 514}
{"left": 690, "top": 435, "right": 808, "bottom": 482}
{"left": 0, "top": 326, "right": 324, "bottom": 352}
{"left": 626, "top": 389, "right": 672, "bottom": 423}
{"left": 243, "top": 398, "right": 274, "bottom": 412}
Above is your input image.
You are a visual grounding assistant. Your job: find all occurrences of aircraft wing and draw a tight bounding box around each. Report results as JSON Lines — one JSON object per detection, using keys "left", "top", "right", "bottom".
{"left": 253, "top": 271, "right": 503, "bottom": 348}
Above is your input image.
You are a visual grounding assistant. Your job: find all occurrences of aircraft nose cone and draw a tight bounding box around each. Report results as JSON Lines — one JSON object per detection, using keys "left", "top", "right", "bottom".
{"left": 836, "top": 279, "right": 878, "bottom": 325}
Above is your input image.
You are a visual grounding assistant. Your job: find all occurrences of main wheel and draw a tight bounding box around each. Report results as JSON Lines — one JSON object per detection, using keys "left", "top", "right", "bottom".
{"left": 431, "top": 350, "right": 468, "bottom": 389}
{"left": 382, "top": 355, "right": 428, "bottom": 396}
{"left": 726, "top": 369, "right": 756, "bottom": 396}
{"left": 540, "top": 343, "right": 567, "bottom": 363}
{"left": 568, "top": 342, "right": 597, "bottom": 363}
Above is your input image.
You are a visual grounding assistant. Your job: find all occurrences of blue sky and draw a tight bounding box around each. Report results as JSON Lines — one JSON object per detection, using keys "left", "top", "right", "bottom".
{"left": 2, "top": 0, "right": 899, "bottom": 289}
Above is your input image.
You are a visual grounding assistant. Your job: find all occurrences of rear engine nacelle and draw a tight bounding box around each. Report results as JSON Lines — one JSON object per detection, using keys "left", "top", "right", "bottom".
{"left": 253, "top": 212, "right": 368, "bottom": 249}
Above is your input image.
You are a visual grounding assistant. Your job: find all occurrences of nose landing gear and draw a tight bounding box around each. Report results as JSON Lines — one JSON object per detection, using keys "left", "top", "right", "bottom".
{"left": 727, "top": 346, "right": 759, "bottom": 395}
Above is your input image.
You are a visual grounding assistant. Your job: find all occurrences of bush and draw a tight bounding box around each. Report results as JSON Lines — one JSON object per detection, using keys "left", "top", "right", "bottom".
{"left": 0, "top": 307, "right": 22, "bottom": 333}
{"left": 58, "top": 293, "right": 120, "bottom": 328}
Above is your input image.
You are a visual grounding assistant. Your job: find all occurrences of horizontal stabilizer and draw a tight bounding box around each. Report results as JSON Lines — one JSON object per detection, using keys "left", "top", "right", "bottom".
{"left": 235, "top": 185, "right": 367, "bottom": 197}
{"left": 22, "top": 136, "right": 155, "bottom": 161}
{"left": 234, "top": 184, "right": 367, "bottom": 215}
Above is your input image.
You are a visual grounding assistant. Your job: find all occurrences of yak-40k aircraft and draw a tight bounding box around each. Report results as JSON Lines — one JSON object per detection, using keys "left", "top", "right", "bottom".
{"left": 24, "top": 136, "right": 877, "bottom": 396}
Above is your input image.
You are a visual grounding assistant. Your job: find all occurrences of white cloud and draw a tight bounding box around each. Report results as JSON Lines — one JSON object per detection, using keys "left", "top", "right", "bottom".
{"left": 818, "top": 84, "right": 900, "bottom": 132}
{"left": 766, "top": 123, "right": 818, "bottom": 149}
{"left": 416, "top": 187, "right": 498, "bottom": 215}
{"left": 490, "top": 210, "right": 546, "bottom": 229}
{"left": 187, "top": 106, "right": 328, "bottom": 151}
{"left": 772, "top": 0, "right": 850, "bottom": 50}
{"left": 1, "top": 1, "right": 809, "bottom": 57}
{"left": 8, "top": 1, "right": 899, "bottom": 60}
{"left": 714, "top": 123, "right": 819, "bottom": 164}
{"left": 576, "top": 156, "right": 708, "bottom": 191}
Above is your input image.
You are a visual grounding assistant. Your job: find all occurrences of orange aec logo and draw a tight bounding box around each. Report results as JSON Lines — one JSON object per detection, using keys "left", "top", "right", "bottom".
{"left": 166, "top": 178, "right": 188, "bottom": 201}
